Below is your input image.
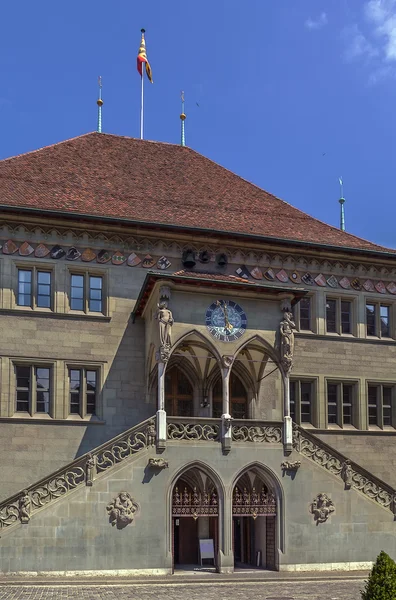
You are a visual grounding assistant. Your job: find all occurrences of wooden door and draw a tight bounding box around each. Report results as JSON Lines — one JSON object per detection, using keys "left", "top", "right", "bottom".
{"left": 178, "top": 518, "right": 198, "bottom": 564}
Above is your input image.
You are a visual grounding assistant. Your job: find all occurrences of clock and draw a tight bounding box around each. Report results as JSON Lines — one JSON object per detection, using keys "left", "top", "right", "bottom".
{"left": 206, "top": 300, "right": 247, "bottom": 342}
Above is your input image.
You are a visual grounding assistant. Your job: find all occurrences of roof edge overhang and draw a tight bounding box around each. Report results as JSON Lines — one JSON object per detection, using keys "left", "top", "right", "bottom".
{"left": 0, "top": 204, "right": 395, "bottom": 261}
{"left": 131, "top": 271, "right": 308, "bottom": 321}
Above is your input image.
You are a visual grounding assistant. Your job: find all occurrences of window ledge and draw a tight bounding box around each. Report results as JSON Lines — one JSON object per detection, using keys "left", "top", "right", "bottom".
{"left": 296, "top": 332, "right": 396, "bottom": 345}
{"left": 314, "top": 428, "right": 396, "bottom": 435}
{"left": 0, "top": 416, "right": 105, "bottom": 425}
{"left": 0, "top": 308, "right": 111, "bottom": 322}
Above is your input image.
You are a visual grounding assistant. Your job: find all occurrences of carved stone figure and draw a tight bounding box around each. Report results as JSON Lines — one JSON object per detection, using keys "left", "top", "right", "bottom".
{"left": 281, "top": 460, "right": 301, "bottom": 472}
{"left": 310, "top": 493, "right": 335, "bottom": 524}
{"left": 146, "top": 420, "right": 156, "bottom": 446}
{"left": 159, "top": 345, "right": 171, "bottom": 363}
{"left": 148, "top": 457, "right": 169, "bottom": 469}
{"left": 222, "top": 355, "right": 234, "bottom": 369}
{"left": 106, "top": 492, "right": 138, "bottom": 530}
{"left": 86, "top": 453, "right": 96, "bottom": 486}
{"left": 280, "top": 311, "right": 296, "bottom": 372}
{"left": 156, "top": 301, "right": 173, "bottom": 348}
{"left": 19, "top": 490, "right": 31, "bottom": 524}
{"left": 341, "top": 460, "right": 353, "bottom": 490}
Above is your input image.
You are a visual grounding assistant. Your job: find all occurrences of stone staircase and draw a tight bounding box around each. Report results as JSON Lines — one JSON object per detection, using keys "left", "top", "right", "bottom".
{"left": 1, "top": 415, "right": 395, "bottom": 534}
{"left": 0, "top": 416, "right": 156, "bottom": 532}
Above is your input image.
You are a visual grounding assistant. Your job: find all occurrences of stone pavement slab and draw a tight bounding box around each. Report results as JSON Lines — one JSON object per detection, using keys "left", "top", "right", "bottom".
{"left": 0, "top": 579, "right": 365, "bottom": 600}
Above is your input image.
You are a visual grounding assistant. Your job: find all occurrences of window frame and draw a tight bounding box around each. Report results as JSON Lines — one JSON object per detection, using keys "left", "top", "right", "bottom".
{"left": 14, "top": 362, "right": 53, "bottom": 417}
{"left": 365, "top": 300, "right": 393, "bottom": 339}
{"left": 325, "top": 379, "right": 358, "bottom": 428}
{"left": 293, "top": 295, "right": 315, "bottom": 333}
{"left": 325, "top": 295, "right": 355, "bottom": 336}
{"left": 67, "top": 366, "right": 100, "bottom": 419}
{"left": 68, "top": 269, "right": 106, "bottom": 315}
{"left": 15, "top": 265, "right": 54, "bottom": 311}
{"left": 289, "top": 378, "right": 317, "bottom": 427}
{"left": 366, "top": 382, "right": 396, "bottom": 429}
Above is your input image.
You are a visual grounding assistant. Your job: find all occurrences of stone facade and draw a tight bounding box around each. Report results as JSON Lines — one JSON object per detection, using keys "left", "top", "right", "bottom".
{"left": 1, "top": 135, "right": 396, "bottom": 573}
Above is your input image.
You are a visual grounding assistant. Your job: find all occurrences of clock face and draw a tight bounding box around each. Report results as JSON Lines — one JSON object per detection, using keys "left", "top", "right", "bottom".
{"left": 206, "top": 300, "right": 247, "bottom": 342}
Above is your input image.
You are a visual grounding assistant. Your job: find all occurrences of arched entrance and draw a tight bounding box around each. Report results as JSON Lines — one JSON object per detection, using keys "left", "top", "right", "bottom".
{"left": 232, "top": 467, "right": 277, "bottom": 570}
{"left": 172, "top": 466, "right": 220, "bottom": 569}
{"left": 212, "top": 373, "right": 248, "bottom": 418}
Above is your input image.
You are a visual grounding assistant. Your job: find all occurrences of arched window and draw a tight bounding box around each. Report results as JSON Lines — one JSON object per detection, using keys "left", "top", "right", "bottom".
{"left": 165, "top": 367, "right": 193, "bottom": 416}
{"left": 212, "top": 373, "right": 248, "bottom": 419}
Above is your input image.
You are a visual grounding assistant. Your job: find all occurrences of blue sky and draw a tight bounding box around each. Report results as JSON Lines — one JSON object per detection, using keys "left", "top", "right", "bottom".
{"left": 1, "top": 0, "right": 396, "bottom": 248}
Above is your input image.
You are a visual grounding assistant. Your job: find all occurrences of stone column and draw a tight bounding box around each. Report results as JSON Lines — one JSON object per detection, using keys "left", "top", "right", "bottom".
{"left": 155, "top": 286, "right": 173, "bottom": 452}
{"left": 279, "top": 297, "right": 295, "bottom": 455}
{"left": 217, "top": 487, "right": 234, "bottom": 573}
{"left": 157, "top": 357, "right": 167, "bottom": 450}
{"left": 283, "top": 373, "right": 293, "bottom": 454}
{"left": 221, "top": 355, "right": 234, "bottom": 454}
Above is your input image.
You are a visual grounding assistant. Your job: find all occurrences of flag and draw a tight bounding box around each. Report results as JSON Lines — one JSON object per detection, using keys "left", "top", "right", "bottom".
{"left": 339, "top": 177, "right": 343, "bottom": 186}
{"left": 137, "top": 30, "right": 153, "bottom": 83}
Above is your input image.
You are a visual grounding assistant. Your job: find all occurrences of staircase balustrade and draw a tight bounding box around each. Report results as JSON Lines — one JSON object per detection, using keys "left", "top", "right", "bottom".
{"left": 293, "top": 423, "right": 395, "bottom": 514}
{"left": 0, "top": 416, "right": 156, "bottom": 531}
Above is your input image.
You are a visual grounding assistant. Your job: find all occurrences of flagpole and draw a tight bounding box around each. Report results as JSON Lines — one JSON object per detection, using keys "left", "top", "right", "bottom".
{"left": 140, "top": 69, "right": 144, "bottom": 139}
{"left": 140, "top": 28, "right": 145, "bottom": 140}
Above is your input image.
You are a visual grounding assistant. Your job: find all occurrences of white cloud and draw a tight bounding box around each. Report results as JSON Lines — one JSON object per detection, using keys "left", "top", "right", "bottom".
{"left": 342, "top": 1, "right": 396, "bottom": 82}
{"left": 365, "top": 0, "right": 396, "bottom": 60}
{"left": 343, "top": 24, "right": 378, "bottom": 61}
{"left": 305, "top": 12, "right": 328, "bottom": 30}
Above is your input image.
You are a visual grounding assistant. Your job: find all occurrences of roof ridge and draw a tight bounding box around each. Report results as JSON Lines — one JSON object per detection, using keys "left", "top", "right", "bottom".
{"left": 0, "top": 131, "right": 182, "bottom": 164}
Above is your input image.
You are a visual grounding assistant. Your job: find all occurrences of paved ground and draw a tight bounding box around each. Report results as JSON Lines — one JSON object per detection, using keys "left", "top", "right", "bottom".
{"left": 0, "top": 578, "right": 366, "bottom": 600}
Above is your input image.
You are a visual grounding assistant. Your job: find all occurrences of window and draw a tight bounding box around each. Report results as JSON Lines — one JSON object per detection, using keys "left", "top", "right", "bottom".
{"left": 326, "top": 297, "right": 352, "bottom": 334}
{"left": 15, "top": 365, "right": 51, "bottom": 415}
{"left": 290, "top": 380, "right": 314, "bottom": 425}
{"left": 69, "top": 368, "right": 98, "bottom": 417}
{"left": 212, "top": 374, "right": 248, "bottom": 419}
{"left": 368, "top": 384, "right": 395, "bottom": 428}
{"left": 366, "top": 303, "right": 391, "bottom": 338}
{"left": 17, "top": 268, "right": 52, "bottom": 309}
{"left": 293, "top": 297, "right": 313, "bottom": 331}
{"left": 326, "top": 381, "right": 356, "bottom": 427}
{"left": 165, "top": 367, "right": 193, "bottom": 417}
{"left": 70, "top": 273, "right": 103, "bottom": 313}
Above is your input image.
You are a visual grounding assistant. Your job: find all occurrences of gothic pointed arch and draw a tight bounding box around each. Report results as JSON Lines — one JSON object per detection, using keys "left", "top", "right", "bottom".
{"left": 168, "top": 462, "right": 225, "bottom": 569}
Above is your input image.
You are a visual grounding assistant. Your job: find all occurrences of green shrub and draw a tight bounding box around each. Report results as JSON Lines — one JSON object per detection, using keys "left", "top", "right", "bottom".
{"left": 361, "top": 551, "right": 396, "bottom": 599}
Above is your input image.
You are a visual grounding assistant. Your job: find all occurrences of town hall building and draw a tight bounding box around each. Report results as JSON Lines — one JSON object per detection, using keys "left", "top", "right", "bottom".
{"left": 1, "top": 131, "right": 396, "bottom": 574}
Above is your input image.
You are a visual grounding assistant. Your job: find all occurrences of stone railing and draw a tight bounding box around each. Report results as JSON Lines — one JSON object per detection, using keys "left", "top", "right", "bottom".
{"left": 293, "top": 423, "right": 395, "bottom": 514}
{"left": 232, "top": 420, "right": 283, "bottom": 444}
{"left": 167, "top": 417, "right": 221, "bottom": 442}
{"left": 0, "top": 416, "right": 156, "bottom": 531}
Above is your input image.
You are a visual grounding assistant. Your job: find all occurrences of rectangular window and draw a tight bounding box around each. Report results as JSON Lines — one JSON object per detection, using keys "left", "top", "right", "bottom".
{"left": 341, "top": 301, "right": 352, "bottom": 334}
{"left": 366, "top": 302, "right": 391, "bottom": 338}
{"left": 293, "top": 297, "right": 313, "bottom": 332}
{"left": 299, "top": 297, "right": 311, "bottom": 330}
{"left": 17, "top": 270, "right": 32, "bottom": 306}
{"left": 289, "top": 379, "right": 314, "bottom": 426}
{"left": 70, "top": 273, "right": 103, "bottom": 313}
{"left": 17, "top": 268, "right": 52, "bottom": 309}
{"left": 71, "top": 274, "right": 84, "bottom": 311}
{"left": 69, "top": 368, "right": 98, "bottom": 417}
{"left": 15, "top": 365, "right": 51, "bottom": 415}
{"left": 89, "top": 276, "right": 102, "bottom": 313}
{"left": 37, "top": 271, "right": 51, "bottom": 308}
{"left": 326, "top": 299, "right": 337, "bottom": 333}
{"left": 367, "top": 384, "right": 395, "bottom": 428}
{"left": 326, "top": 381, "right": 356, "bottom": 427}
{"left": 326, "top": 297, "right": 352, "bottom": 335}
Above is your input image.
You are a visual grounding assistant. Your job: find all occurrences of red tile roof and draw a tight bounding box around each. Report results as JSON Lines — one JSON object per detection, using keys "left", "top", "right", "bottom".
{"left": 172, "top": 270, "right": 256, "bottom": 284}
{"left": 0, "top": 132, "right": 391, "bottom": 254}
{"left": 132, "top": 270, "right": 307, "bottom": 319}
